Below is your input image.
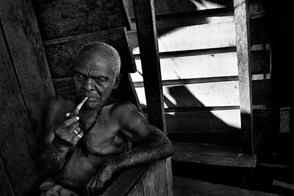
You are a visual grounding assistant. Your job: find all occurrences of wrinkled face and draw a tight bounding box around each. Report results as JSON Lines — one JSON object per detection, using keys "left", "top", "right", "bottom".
{"left": 74, "top": 55, "right": 119, "bottom": 109}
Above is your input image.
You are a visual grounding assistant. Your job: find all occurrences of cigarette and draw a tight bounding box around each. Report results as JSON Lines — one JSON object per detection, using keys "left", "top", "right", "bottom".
{"left": 76, "top": 97, "right": 88, "bottom": 111}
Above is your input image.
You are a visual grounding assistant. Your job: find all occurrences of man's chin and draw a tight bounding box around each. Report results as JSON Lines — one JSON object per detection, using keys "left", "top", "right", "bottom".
{"left": 85, "top": 100, "right": 103, "bottom": 109}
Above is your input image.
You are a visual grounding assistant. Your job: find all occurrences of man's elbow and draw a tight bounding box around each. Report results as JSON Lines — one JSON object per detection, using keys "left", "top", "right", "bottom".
{"left": 163, "top": 138, "right": 174, "bottom": 158}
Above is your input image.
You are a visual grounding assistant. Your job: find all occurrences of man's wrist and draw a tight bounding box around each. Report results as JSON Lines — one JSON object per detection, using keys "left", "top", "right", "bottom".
{"left": 52, "top": 136, "right": 72, "bottom": 149}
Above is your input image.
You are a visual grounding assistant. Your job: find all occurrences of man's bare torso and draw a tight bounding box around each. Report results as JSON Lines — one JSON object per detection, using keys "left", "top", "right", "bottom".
{"left": 49, "top": 98, "right": 130, "bottom": 190}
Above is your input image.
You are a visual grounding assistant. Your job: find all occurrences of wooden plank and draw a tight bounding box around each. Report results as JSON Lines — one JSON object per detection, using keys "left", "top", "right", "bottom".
{"left": 165, "top": 108, "right": 281, "bottom": 136}
{"left": 165, "top": 109, "right": 241, "bottom": 134}
{"left": 0, "top": 0, "right": 55, "bottom": 142}
{"left": 127, "top": 181, "right": 144, "bottom": 196}
{"left": 0, "top": 22, "right": 42, "bottom": 196}
{"left": 53, "top": 77, "right": 76, "bottom": 100}
{"left": 131, "top": 50, "right": 269, "bottom": 83}
{"left": 250, "top": 17, "right": 271, "bottom": 44}
{"left": 142, "top": 160, "right": 167, "bottom": 196}
{"left": 136, "top": 81, "right": 240, "bottom": 108}
{"left": 127, "top": 14, "right": 269, "bottom": 51}
{"left": 251, "top": 50, "right": 270, "bottom": 74}
{"left": 165, "top": 158, "right": 173, "bottom": 196}
{"left": 44, "top": 27, "right": 136, "bottom": 79}
{"left": 233, "top": 0, "right": 254, "bottom": 154}
{"left": 252, "top": 79, "right": 274, "bottom": 106}
{"left": 33, "top": 0, "right": 130, "bottom": 40}
{"left": 163, "top": 106, "right": 240, "bottom": 113}
{"left": 135, "top": 79, "right": 273, "bottom": 109}
{"left": 129, "top": 21, "right": 236, "bottom": 54}
{"left": 168, "top": 133, "right": 241, "bottom": 147}
{"left": 172, "top": 142, "right": 256, "bottom": 167}
{"left": 173, "top": 176, "right": 278, "bottom": 196}
{"left": 132, "top": 0, "right": 166, "bottom": 132}
{"left": 129, "top": 7, "right": 234, "bottom": 31}
{"left": 102, "top": 165, "right": 149, "bottom": 196}
{"left": 127, "top": 0, "right": 264, "bottom": 18}
{"left": 134, "top": 76, "right": 238, "bottom": 87}
{"left": 126, "top": 0, "right": 233, "bottom": 18}
{"left": 0, "top": 155, "right": 14, "bottom": 196}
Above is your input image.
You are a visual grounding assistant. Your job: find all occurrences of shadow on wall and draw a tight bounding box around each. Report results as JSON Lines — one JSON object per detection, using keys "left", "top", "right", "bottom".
{"left": 162, "top": 85, "right": 241, "bottom": 147}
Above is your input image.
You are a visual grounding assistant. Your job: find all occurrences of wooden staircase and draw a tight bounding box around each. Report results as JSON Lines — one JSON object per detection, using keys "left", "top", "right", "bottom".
{"left": 127, "top": 0, "right": 273, "bottom": 168}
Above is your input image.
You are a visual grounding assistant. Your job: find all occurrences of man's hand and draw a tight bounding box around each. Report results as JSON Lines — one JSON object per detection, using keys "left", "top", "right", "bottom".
{"left": 55, "top": 116, "right": 83, "bottom": 145}
{"left": 85, "top": 162, "right": 115, "bottom": 196}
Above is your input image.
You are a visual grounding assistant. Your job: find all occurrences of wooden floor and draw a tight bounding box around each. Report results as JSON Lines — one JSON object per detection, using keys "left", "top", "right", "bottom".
{"left": 173, "top": 177, "right": 280, "bottom": 196}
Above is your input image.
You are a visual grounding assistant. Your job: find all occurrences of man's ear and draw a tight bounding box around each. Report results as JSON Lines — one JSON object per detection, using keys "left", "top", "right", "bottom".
{"left": 113, "top": 74, "right": 121, "bottom": 89}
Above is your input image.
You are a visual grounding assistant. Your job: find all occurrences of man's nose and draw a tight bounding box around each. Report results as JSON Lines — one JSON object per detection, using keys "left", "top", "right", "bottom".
{"left": 83, "top": 78, "right": 95, "bottom": 91}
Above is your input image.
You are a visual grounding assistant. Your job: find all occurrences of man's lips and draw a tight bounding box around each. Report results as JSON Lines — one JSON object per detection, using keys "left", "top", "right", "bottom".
{"left": 87, "top": 97, "right": 98, "bottom": 101}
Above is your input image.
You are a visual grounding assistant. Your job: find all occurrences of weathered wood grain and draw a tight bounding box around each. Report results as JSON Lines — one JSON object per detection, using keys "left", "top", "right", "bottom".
{"left": 0, "top": 23, "right": 43, "bottom": 196}
{"left": 131, "top": 49, "right": 269, "bottom": 83}
{"left": 0, "top": 155, "right": 14, "bottom": 196}
{"left": 135, "top": 79, "right": 273, "bottom": 109}
{"left": 0, "top": 0, "right": 56, "bottom": 142}
{"left": 233, "top": 0, "right": 254, "bottom": 154}
{"left": 165, "top": 107, "right": 281, "bottom": 135}
{"left": 172, "top": 142, "right": 256, "bottom": 168}
{"left": 142, "top": 160, "right": 168, "bottom": 196}
{"left": 127, "top": 181, "right": 144, "bottom": 196}
{"left": 32, "top": 0, "right": 130, "bottom": 40}
{"left": 133, "top": 0, "right": 166, "bottom": 132}
{"left": 44, "top": 27, "right": 136, "bottom": 79}
{"left": 165, "top": 158, "right": 174, "bottom": 196}
{"left": 102, "top": 165, "right": 148, "bottom": 196}
{"left": 165, "top": 109, "right": 241, "bottom": 134}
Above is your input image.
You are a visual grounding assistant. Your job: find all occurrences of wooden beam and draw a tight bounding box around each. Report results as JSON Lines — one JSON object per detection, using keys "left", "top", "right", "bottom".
{"left": 33, "top": 0, "right": 131, "bottom": 40}
{"left": 0, "top": 20, "right": 42, "bottom": 196}
{"left": 233, "top": 0, "right": 254, "bottom": 154}
{"left": 172, "top": 142, "right": 256, "bottom": 168}
{"left": 132, "top": 0, "right": 166, "bottom": 132}
{"left": 0, "top": 155, "right": 14, "bottom": 196}
{"left": 0, "top": 0, "right": 55, "bottom": 142}
{"left": 44, "top": 27, "right": 136, "bottom": 79}
{"left": 102, "top": 164, "right": 149, "bottom": 196}
{"left": 134, "top": 76, "right": 238, "bottom": 88}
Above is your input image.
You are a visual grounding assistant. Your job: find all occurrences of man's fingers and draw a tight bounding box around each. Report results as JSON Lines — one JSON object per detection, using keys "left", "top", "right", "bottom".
{"left": 68, "top": 122, "right": 79, "bottom": 132}
{"left": 63, "top": 116, "right": 79, "bottom": 127}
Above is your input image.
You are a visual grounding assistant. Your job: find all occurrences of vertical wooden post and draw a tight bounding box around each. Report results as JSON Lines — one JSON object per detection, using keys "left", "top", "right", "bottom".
{"left": 132, "top": 0, "right": 166, "bottom": 133}
{"left": 233, "top": 0, "right": 254, "bottom": 154}
{"left": 0, "top": 0, "right": 55, "bottom": 143}
{"left": 132, "top": 1, "right": 173, "bottom": 196}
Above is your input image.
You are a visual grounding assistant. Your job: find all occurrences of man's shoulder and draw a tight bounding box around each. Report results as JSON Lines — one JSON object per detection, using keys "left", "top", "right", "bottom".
{"left": 107, "top": 98, "right": 140, "bottom": 116}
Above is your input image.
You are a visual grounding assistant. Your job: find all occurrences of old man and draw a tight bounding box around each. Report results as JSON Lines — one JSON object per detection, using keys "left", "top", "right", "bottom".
{"left": 39, "top": 42, "right": 174, "bottom": 196}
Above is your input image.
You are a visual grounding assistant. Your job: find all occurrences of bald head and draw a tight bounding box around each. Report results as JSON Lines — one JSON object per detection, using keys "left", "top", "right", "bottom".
{"left": 76, "top": 42, "right": 121, "bottom": 76}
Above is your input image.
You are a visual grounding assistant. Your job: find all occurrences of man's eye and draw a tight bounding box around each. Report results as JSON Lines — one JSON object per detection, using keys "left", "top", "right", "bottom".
{"left": 95, "top": 77, "right": 107, "bottom": 82}
{"left": 75, "top": 73, "right": 84, "bottom": 78}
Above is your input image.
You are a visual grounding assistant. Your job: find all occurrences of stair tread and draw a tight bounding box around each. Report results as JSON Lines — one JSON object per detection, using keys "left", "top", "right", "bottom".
{"left": 172, "top": 142, "right": 256, "bottom": 168}
{"left": 173, "top": 176, "right": 279, "bottom": 196}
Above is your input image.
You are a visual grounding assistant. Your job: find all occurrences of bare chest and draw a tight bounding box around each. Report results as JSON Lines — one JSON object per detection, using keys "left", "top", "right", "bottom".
{"left": 82, "top": 116, "right": 128, "bottom": 156}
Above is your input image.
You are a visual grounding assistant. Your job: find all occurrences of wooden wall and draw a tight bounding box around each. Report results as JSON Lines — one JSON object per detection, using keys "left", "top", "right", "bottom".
{"left": 0, "top": 0, "right": 55, "bottom": 195}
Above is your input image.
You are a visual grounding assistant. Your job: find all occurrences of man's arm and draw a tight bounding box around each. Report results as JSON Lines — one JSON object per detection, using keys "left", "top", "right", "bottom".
{"left": 40, "top": 98, "right": 81, "bottom": 174}
{"left": 85, "top": 102, "right": 174, "bottom": 195}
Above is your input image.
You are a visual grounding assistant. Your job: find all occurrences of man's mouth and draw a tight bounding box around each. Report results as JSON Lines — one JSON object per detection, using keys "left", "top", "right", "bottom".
{"left": 87, "top": 97, "right": 98, "bottom": 101}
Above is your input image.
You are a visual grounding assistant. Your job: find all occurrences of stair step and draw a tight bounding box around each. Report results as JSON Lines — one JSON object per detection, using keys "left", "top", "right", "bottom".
{"left": 172, "top": 142, "right": 256, "bottom": 168}
{"left": 173, "top": 176, "right": 279, "bottom": 196}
